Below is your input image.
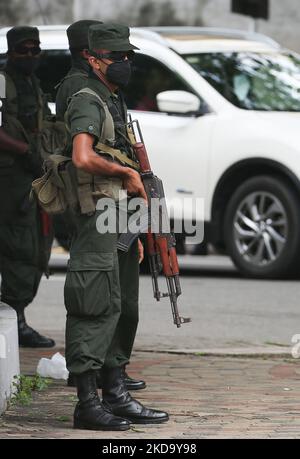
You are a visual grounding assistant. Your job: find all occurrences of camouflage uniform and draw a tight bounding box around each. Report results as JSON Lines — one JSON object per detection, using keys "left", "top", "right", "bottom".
{"left": 0, "top": 26, "right": 54, "bottom": 347}
{"left": 65, "top": 24, "right": 168, "bottom": 431}
{"left": 56, "top": 21, "right": 141, "bottom": 380}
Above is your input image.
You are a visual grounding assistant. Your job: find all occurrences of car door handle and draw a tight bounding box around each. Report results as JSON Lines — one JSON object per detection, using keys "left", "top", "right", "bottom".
{"left": 176, "top": 189, "right": 194, "bottom": 195}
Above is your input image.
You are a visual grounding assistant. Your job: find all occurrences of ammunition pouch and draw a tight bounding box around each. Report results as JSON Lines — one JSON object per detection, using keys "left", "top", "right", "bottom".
{"left": 31, "top": 87, "right": 138, "bottom": 216}
{"left": 76, "top": 171, "right": 123, "bottom": 215}
{"left": 38, "top": 119, "right": 69, "bottom": 160}
{"left": 31, "top": 155, "right": 76, "bottom": 215}
{"left": 31, "top": 154, "right": 124, "bottom": 216}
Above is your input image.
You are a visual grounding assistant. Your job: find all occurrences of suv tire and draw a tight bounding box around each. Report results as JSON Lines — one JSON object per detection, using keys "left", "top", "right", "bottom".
{"left": 224, "top": 175, "right": 300, "bottom": 278}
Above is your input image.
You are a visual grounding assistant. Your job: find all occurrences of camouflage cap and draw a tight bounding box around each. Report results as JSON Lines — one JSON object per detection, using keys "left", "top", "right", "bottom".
{"left": 7, "top": 26, "right": 40, "bottom": 50}
{"left": 88, "top": 23, "right": 139, "bottom": 52}
{"left": 67, "top": 19, "right": 103, "bottom": 49}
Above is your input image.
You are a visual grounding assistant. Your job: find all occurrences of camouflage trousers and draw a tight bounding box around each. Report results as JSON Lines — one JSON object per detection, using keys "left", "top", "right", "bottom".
{"left": 64, "top": 204, "right": 139, "bottom": 374}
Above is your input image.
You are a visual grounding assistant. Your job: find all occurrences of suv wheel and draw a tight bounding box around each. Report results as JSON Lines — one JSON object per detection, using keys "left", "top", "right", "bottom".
{"left": 224, "top": 175, "right": 300, "bottom": 278}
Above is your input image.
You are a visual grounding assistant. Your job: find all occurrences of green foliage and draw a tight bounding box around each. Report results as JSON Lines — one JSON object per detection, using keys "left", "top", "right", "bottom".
{"left": 11, "top": 374, "right": 51, "bottom": 406}
{"left": 56, "top": 416, "right": 70, "bottom": 422}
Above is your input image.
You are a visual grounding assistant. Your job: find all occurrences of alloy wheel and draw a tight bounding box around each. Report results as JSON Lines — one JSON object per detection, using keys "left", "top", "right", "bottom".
{"left": 233, "top": 191, "right": 288, "bottom": 266}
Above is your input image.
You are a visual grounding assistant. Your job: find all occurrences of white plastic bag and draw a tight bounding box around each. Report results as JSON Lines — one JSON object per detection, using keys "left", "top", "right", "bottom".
{"left": 37, "top": 352, "right": 69, "bottom": 380}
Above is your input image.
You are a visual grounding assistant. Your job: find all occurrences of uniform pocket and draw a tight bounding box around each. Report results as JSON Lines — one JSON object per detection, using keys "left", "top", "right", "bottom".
{"left": 64, "top": 270, "right": 113, "bottom": 317}
{"left": 68, "top": 251, "right": 114, "bottom": 271}
{"left": 64, "top": 251, "right": 115, "bottom": 317}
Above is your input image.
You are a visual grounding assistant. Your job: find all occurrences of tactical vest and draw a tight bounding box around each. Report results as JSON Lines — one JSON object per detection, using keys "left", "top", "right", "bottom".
{"left": 75, "top": 87, "right": 139, "bottom": 168}
{"left": 0, "top": 70, "right": 44, "bottom": 138}
{"left": 0, "top": 70, "right": 67, "bottom": 162}
{"left": 0, "top": 69, "right": 46, "bottom": 178}
{"left": 73, "top": 87, "right": 140, "bottom": 214}
{"left": 32, "top": 87, "right": 140, "bottom": 216}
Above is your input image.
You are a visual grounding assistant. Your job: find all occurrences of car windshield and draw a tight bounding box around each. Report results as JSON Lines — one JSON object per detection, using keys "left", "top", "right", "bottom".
{"left": 183, "top": 51, "right": 300, "bottom": 111}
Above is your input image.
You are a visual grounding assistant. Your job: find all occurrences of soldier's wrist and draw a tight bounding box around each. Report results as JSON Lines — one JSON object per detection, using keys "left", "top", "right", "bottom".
{"left": 122, "top": 167, "right": 137, "bottom": 178}
{"left": 119, "top": 167, "right": 132, "bottom": 179}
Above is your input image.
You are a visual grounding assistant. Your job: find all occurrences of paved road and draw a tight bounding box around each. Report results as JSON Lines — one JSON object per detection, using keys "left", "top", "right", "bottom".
{"left": 3, "top": 349, "right": 300, "bottom": 439}
{"left": 25, "top": 255, "right": 300, "bottom": 355}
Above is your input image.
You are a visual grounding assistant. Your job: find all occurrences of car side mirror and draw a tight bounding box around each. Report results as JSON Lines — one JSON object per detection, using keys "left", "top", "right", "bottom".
{"left": 156, "top": 90, "right": 201, "bottom": 115}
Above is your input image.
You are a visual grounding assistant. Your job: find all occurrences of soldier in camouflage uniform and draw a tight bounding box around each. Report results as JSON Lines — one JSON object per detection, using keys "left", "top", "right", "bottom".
{"left": 64, "top": 23, "right": 168, "bottom": 431}
{"left": 0, "top": 26, "right": 55, "bottom": 347}
{"left": 56, "top": 20, "right": 102, "bottom": 121}
{"left": 56, "top": 20, "right": 146, "bottom": 392}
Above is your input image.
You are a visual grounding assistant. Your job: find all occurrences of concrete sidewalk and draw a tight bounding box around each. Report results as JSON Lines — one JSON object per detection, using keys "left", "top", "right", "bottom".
{"left": 1, "top": 339, "right": 300, "bottom": 439}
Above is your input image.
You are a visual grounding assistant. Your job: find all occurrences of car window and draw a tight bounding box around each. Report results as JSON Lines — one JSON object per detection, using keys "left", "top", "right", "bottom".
{"left": 184, "top": 52, "right": 300, "bottom": 111}
{"left": 0, "top": 50, "right": 71, "bottom": 103}
{"left": 125, "top": 53, "right": 198, "bottom": 112}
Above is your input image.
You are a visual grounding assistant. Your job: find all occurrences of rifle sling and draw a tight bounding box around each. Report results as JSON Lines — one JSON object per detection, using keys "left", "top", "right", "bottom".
{"left": 95, "top": 142, "right": 140, "bottom": 171}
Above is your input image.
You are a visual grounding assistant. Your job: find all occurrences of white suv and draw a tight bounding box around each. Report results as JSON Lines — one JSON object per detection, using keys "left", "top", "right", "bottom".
{"left": 1, "top": 25, "right": 300, "bottom": 279}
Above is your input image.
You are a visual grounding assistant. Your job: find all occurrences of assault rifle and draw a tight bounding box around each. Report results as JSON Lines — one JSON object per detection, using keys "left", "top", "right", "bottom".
{"left": 117, "top": 119, "right": 191, "bottom": 328}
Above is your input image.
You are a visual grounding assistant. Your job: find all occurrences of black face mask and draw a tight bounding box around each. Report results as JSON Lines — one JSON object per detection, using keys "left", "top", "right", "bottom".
{"left": 106, "top": 60, "right": 131, "bottom": 88}
{"left": 12, "top": 57, "right": 40, "bottom": 76}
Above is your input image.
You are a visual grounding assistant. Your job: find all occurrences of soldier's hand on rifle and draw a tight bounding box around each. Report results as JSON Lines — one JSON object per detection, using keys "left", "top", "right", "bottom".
{"left": 138, "top": 238, "right": 144, "bottom": 264}
{"left": 123, "top": 168, "right": 148, "bottom": 203}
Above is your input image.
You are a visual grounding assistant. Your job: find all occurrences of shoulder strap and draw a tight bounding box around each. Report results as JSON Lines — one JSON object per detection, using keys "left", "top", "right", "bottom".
{"left": 73, "top": 88, "right": 139, "bottom": 171}
{"left": 73, "top": 87, "right": 115, "bottom": 143}
{"left": 95, "top": 142, "right": 140, "bottom": 171}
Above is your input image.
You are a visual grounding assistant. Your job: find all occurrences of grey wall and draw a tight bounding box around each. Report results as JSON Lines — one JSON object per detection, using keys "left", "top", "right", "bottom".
{"left": 73, "top": 0, "right": 300, "bottom": 52}
{"left": 72, "top": 0, "right": 208, "bottom": 26}
{"left": 0, "top": 0, "right": 73, "bottom": 26}
{"left": 203, "top": 0, "right": 300, "bottom": 52}
{"left": 1, "top": 0, "right": 300, "bottom": 52}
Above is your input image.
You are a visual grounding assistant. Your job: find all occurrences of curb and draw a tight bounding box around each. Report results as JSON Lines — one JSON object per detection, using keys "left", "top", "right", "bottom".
{"left": 135, "top": 347, "right": 294, "bottom": 359}
{"left": 0, "top": 303, "right": 20, "bottom": 415}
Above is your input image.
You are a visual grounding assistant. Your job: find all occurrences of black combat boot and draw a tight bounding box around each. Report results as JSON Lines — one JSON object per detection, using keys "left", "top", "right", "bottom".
{"left": 68, "top": 366, "right": 146, "bottom": 391}
{"left": 74, "top": 370, "right": 130, "bottom": 431}
{"left": 122, "top": 366, "right": 146, "bottom": 391}
{"left": 17, "top": 309, "right": 55, "bottom": 348}
{"left": 102, "top": 366, "right": 169, "bottom": 424}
